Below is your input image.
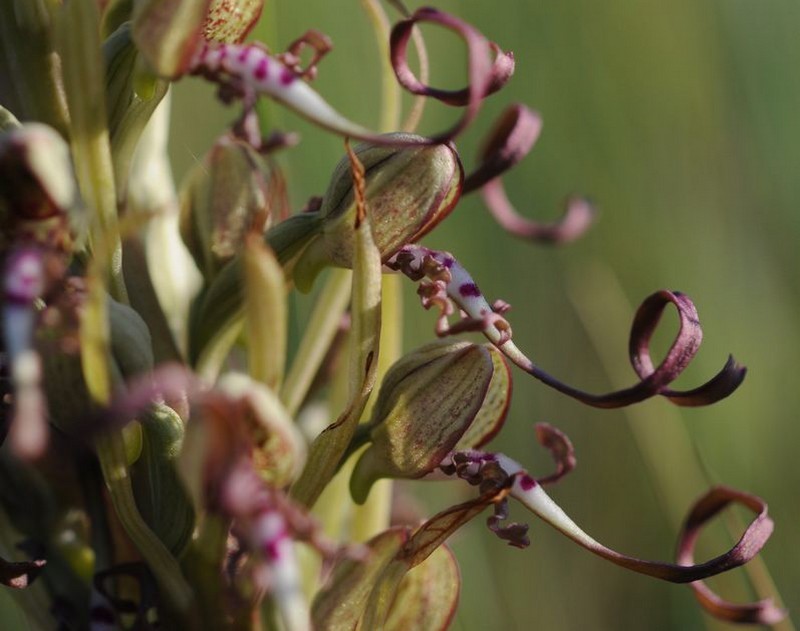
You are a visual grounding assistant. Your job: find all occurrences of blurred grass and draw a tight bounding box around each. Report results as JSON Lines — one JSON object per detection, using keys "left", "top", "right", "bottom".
{"left": 169, "top": 1, "right": 800, "bottom": 628}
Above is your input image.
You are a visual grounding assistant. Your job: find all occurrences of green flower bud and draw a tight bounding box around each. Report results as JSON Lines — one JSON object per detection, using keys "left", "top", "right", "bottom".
{"left": 292, "top": 135, "right": 463, "bottom": 292}
{"left": 42, "top": 295, "right": 154, "bottom": 434}
{"left": 132, "top": 0, "right": 209, "bottom": 78}
{"left": 132, "top": 0, "right": 263, "bottom": 77}
{"left": 203, "top": 0, "right": 263, "bottom": 44}
{"left": 350, "top": 340, "right": 510, "bottom": 504}
{"left": 180, "top": 137, "right": 275, "bottom": 283}
{"left": 0, "top": 124, "right": 79, "bottom": 222}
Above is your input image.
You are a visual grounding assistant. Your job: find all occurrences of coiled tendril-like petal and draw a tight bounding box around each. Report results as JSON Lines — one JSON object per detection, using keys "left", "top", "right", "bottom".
{"left": 387, "top": 245, "right": 746, "bottom": 408}
{"left": 464, "top": 104, "right": 596, "bottom": 244}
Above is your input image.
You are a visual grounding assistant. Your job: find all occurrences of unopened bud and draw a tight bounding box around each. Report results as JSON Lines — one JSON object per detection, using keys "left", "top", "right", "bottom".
{"left": 133, "top": 0, "right": 263, "bottom": 77}
{"left": 350, "top": 341, "right": 509, "bottom": 504}
{"left": 203, "top": 0, "right": 263, "bottom": 44}
{"left": 179, "top": 136, "right": 275, "bottom": 282}
{"left": 43, "top": 294, "right": 154, "bottom": 434}
{"left": 293, "top": 135, "right": 463, "bottom": 292}
{"left": 0, "top": 124, "right": 79, "bottom": 223}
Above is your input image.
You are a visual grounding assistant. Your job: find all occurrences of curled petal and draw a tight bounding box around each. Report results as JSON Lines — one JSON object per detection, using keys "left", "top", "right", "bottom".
{"left": 188, "top": 15, "right": 516, "bottom": 148}
{"left": 483, "top": 184, "right": 596, "bottom": 244}
{"left": 462, "top": 104, "right": 595, "bottom": 244}
{"left": 509, "top": 290, "right": 745, "bottom": 408}
{"left": 487, "top": 498, "right": 529, "bottom": 548}
{"left": 389, "top": 245, "right": 745, "bottom": 409}
{"left": 444, "top": 449, "right": 779, "bottom": 605}
{"left": 629, "top": 292, "right": 747, "bottom": 406}
{"left": 534, "top": 423, "right": 575, "bottom": 486}
{"left": 676, "top": 486, "right": 786, "bottom": 625}
{"left": 463, "top": 104, "right": 542, "bottom": 193}
{"left": 390, "top": 7, "right": 514, "bottom": 140}
{"left": 494, "top": 453, "right": 776, "bottom": 584}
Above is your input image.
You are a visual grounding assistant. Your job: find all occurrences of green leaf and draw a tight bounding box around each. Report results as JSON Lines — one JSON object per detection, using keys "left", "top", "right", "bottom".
{"left": 244, "top": 237, "right": 287, "bottom": 391}
{"left": 290, "top": 171, "right": 383, "bottom": 507}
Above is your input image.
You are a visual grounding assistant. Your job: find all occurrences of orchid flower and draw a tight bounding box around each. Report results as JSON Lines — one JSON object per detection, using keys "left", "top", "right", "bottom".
{"left": 0, "top": 1, "right": 786, "bottom": 629}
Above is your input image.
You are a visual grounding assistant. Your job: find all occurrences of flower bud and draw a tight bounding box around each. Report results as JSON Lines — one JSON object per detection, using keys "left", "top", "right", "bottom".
{"left": 0, "top": 124, "right": 79, "bottom": 223}
{"left": 43, "top": 294, "right": 154, "bottom": 435}
{"left": 350, "top": 340, "right": 510, "bottom": 504}
{"left": 203, "top": 0, "right": 263, "bottom": 44}
{"left": 292, "top": 135, "right": 463, "bottom": 292}
{"left": 179, "top": 136, "right": 275, "bottom": 282}
{"left": 133, "top": 0, "right": 263, "bottom": 78}
{"left": 132, "top": 0, "right": 208, "bottom": 78}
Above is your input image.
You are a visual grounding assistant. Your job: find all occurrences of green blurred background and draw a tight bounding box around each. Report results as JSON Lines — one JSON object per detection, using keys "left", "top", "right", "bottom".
{"left": 170, "top": 1, "right": 799, "bottom": 629}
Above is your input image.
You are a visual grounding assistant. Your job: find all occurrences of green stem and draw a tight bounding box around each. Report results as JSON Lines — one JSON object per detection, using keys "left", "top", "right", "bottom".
{"left": 279, "top": 269, "right": 352, "bottom": 417}
{"left": 95, "top": 431, "right": 194, "bottom": 621}
{"left": 77, "top": 453, "right": 114, "bottom": 573}
{"left": 54, "top": 0, "right": 127, "bottom": 302}
{"left": 360, "top": 0, "right": 400, "bottom": 132}
{"left": 183, "top": 515, "right": 233, "bottom": 631}
{"left": 347, "top": 0, "right": 407, "bottom": 542}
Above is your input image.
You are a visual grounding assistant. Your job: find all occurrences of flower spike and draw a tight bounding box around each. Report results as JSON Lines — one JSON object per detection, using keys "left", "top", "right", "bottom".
{"left": 388, "top": 245, "right": 746, "bottom": 408}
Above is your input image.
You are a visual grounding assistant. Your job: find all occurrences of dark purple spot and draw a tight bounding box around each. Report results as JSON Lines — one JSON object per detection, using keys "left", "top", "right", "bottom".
{"left": 280, "top": 67, "right": 296, "bottom": 86}
{"left": 264, "top": 540, "right": 281, "bottom": 560}
{"left": 459, "top": 283, "right": 481, "bottom": 298}
{"left": 254, "top": 58, "right": 268, "bottom": 81}
{"left": 442, "top": 256, "right": 455, "bottom": 268}
{"left": 519, "top": 474, "right": 537, "bottom": 491}
{"left": 238, "top": 46, "right": 252, "bottom": 63}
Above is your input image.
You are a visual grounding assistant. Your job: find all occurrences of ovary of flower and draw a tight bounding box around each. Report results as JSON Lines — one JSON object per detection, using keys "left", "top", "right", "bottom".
{"left": 189, "top": 40, "right": 375, "bottom": 141}
{"left": 387, "top": 245, "right": 513, "bottom": 345}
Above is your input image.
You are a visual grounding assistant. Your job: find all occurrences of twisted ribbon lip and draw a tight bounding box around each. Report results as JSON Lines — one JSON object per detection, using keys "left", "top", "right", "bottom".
{"left": 389, "top": 245, "right": 746, "bottom": 409}
{"left": 463, "top": 103, "right": 597, "bottom": 244}
{"left": 676, "top": 486, "right": 787, "bottom": 625}
{"left": 390, "top": 7, "right": 515, "bottom": 143}
{"left": 435, "top": 430, "right": 782, "bottom": 624}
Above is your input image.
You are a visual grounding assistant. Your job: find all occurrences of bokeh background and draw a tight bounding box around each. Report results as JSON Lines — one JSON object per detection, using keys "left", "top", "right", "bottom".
{"left": 170, "top": 1, "right": 800, "bottom": 629}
